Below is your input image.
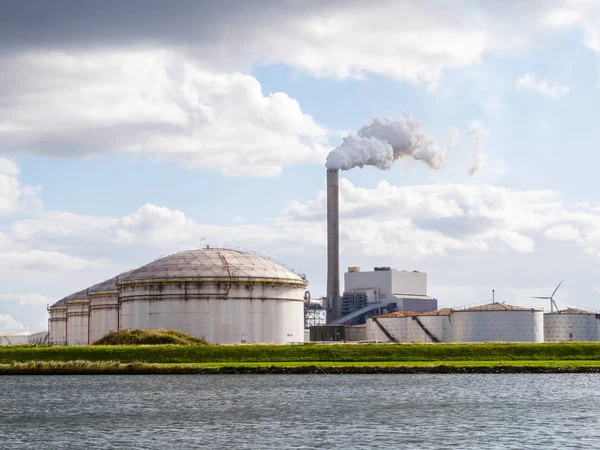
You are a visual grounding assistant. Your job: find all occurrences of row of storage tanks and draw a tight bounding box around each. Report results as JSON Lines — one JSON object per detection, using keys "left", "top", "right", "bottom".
{"left": 49, "top": 248, "right": 308, "bottom": 345}
{"left": 367, "top": 303, "right": 600, "bottom": 343}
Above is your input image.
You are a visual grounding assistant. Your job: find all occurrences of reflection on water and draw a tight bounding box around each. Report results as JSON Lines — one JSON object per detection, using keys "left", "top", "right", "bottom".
{"left": 1, "top": 374, "right": 599, "bottom": 449}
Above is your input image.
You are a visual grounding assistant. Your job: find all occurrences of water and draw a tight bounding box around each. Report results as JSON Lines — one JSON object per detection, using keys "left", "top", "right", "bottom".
{"left": 1, "top": 374, "right": 599, "bottom": 449}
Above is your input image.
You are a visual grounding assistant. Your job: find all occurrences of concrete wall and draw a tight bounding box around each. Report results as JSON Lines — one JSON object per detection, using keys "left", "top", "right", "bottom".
{"left": 544, "top": 314, "right": 599, "bottom": 342}
{"left": 346, "top": 325, "right": 366, "bottom": 341}
{"left": 89, "top": 293, "right": 119, "bottom": 343}
{"left": 119, "top": 281, "right": 305, "bottom": 344}
{"left": 66, "top": 301, "right": 89, "bottom": 346}
{"left": 49, "top": 308, "right": 67, "bottom": 346}
{"left": 451, "top": 311, "right": 544, "bottom": 343}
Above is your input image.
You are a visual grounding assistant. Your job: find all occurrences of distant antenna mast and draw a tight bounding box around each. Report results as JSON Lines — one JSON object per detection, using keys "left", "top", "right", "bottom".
{"left": 531, "top": 280, "right": 563, "bottom": 313}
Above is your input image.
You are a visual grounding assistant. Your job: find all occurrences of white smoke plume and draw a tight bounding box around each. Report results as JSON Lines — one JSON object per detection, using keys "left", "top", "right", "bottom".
{"left": 325, "top": 114, "right": 446, "bottom": 171}
{"left": 467, "top": 125, "right": 485, "bottom": 176}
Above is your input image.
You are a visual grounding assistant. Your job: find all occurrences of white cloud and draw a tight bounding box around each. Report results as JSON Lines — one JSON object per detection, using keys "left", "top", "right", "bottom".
{"left": 583, "top": 19, "right": 600, "bottom": 52}
{"left": 0, "top": 51, "right": 329, "bottom": 177}
{"left": 544, "top": 225, "right": 581, "bottom": 241}
{"left": 0, "top": 293, "right": 53, "bottom": 306}
{"left": 516, "top": 73, "right": 572, "bottom": 99}
{"left": 0, "top": 158, "right": 42, "bottom": 215}
{"left": 0, "top": 250, "right": 96, "bottom": 272}
{"left": 0, "top": 314, "right": 26, "bottom": 332}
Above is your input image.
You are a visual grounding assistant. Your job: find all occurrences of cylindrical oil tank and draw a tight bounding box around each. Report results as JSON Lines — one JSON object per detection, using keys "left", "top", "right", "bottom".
{"left": 66, "top": 298, "right": 90, "bottom": 346}
{"left": 405, "top": 312, "right": 452, "bottom": 343}
{"left": 451, "top": 303, "right": 544, "bottom": 343}
{"left": 117, "top": 248, "right": 307, "bottom": 344}
{"left": 88, "top": 276, "right": 120, "bottom": 343}
{"left": 48, "top": 306, "right": 67, "bottom": 346}
{"left": 367, "top": 309, "right": 452, "bottom": 343}
{"left": 544, "top": 309, "right": 600, "bottom": 342}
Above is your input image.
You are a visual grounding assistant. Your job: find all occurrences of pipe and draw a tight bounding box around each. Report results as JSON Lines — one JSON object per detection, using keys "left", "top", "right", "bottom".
{"left": 326, "top": 169, "right": 341, "bottom": 322}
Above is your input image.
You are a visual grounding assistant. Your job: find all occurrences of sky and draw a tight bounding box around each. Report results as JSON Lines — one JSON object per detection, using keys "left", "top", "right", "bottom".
{"left": 1, "top": 0, "right": 600, "bottom": 332}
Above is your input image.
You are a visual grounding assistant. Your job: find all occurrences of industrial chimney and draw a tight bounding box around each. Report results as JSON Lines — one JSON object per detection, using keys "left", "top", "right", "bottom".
{"left": 326, "top": 169, "right": 341, "bottom": 323}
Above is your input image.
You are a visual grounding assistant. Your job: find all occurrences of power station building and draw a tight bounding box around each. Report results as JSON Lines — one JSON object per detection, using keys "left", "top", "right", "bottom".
{"left": 48, "top": 248, "right": 307, "bottom": 345}
{"left": 335, "top": 266, "right": 437, "bottom": 325}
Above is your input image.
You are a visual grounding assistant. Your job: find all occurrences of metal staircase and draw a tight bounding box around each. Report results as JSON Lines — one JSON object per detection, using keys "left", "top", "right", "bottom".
{"left": 372, "top": 317, "right": 397, "bottom": 343}
{"left": 411, "top": 316, "right": 440, "bottom": 343}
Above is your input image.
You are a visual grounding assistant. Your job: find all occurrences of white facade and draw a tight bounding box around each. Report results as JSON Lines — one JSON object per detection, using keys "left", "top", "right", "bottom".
{"left": 544, "top": 313, "right": 600, "bottom": 342}
{"left": 344, "top": 269, "right": 427, "bottom": 301}
{"left": 366, "top": 314, "right": 451, "bottom": 343}
{"left": 451, "top": 310, "right": 544, "bottom": 343}
{"left": 66, "top": 300, "right": 89, "bottom": 346}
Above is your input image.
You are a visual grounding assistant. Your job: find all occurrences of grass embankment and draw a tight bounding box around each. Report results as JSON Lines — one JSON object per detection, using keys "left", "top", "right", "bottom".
{"left": 93, "top": 329, "right": 207, "bottom": 346}
{"left": 3, "top": 343, "right": 600, "bottom": 374}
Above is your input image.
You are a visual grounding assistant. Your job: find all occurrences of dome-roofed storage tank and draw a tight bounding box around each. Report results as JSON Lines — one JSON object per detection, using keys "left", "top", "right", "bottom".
{"left": 544, "top": 308, "right": 600, "bottom": 342}
{"left": 66, "top": 289, "right": 90, "bottom": 346}
{"left": 450, "top": 303, "right": 543, "bottom": 343}
{"left": 88, "top": 276, "right": 121, "bottom": 343}
{"left": 117, "top": 248, "right": 308, "bottom": 344}
{"left": 49, "top": 288, "right": 88, "bottom": 346}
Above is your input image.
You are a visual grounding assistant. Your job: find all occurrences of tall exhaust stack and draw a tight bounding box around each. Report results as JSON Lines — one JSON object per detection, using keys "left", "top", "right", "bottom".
{"left": 326, "top": 169, "right": 341, "bottom": 323}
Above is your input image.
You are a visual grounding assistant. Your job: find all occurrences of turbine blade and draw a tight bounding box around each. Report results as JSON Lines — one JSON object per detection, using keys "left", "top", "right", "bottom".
{"left": 531, "top": 296, "right": 550, "bottom": 299}
{"left": 551, "top": 280, "right": 564, "bottom": 298}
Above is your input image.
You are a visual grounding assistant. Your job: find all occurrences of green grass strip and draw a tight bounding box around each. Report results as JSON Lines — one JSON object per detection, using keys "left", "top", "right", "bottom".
{"left": 3, "top": 342, "right": 600, "bottom": 364}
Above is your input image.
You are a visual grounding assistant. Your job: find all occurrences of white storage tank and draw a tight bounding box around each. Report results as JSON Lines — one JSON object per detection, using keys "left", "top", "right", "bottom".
{"left": 451, "top": 303, "right": 544, "bottom": 343}
{"left": 48, "top": 306, "right": 67, "bottom": 346}
{"left": 0, "top": 333, "right": 31, "bottom": 346}
{"left": 49, "top": 288, "right": 88, "bottom": 346}
{"left": 366, "top": 309, "right": 451, "bottom": 343}
{"left": 88, "top": 276, "right": 120, "bottom": 343}
{"left": 66, "top": 292, "right": 90, "bottom": 346}
{"left": 544, "top": 308, "right": 600, "bottom": 342}
{"left": 117, "top": 248, "right": 307, "bottom": 344}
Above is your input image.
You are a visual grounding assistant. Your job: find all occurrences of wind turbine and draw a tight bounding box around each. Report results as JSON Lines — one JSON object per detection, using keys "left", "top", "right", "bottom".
{"left": 531, "top": 280, "right": 563, "bottom": 313}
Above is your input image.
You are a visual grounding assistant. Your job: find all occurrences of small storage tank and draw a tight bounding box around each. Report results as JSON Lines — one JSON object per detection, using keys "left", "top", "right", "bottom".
{"left": 88, "top": 276, "right": 120, "bottom": 343}
{"left": 544, "top": 308, "right": 600, "bottom": 342}
{"left": 117, "top": 248, "right": 307, "bottom": 344}
{"left": 451, "top": 303, "right": 543, "bottom": 343}
{"left": 366, "top": 309, "right": 451, "bottom": 343}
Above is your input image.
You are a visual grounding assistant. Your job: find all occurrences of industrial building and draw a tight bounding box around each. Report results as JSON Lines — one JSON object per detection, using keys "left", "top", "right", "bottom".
{"left": 338, "top": 266, "right": 437, "bottom": 325}
{"left": 48, "top": 247, "right": 307, "bottom": 345}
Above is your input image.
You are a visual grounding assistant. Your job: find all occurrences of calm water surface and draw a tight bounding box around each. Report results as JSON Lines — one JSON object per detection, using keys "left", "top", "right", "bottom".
{"left": 1, "top": 374, "right": 599, "bottom": 449}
